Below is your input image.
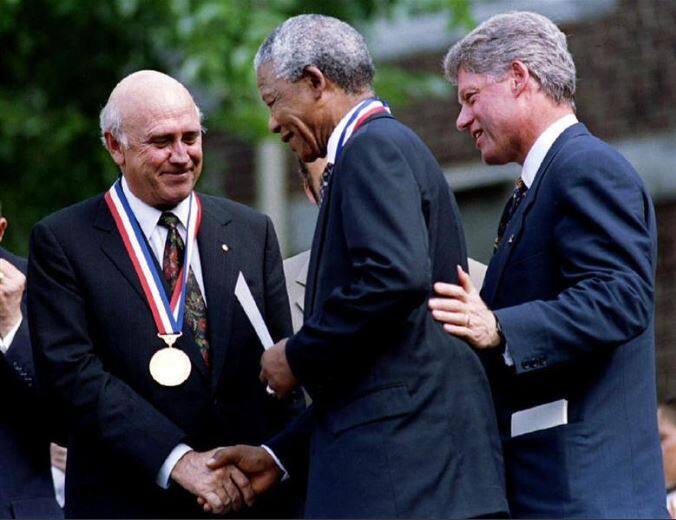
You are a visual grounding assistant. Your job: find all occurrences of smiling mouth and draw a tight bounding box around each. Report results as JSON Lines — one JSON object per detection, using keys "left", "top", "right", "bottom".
{"left": 472, "top": 129, "right": 483, "bottom": 142}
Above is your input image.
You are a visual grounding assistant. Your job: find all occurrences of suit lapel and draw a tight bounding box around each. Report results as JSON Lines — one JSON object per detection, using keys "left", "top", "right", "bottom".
{"left": 294, "top": 260, "right": 308, "bottom": 314}
{"left": 95, "top": 197, "right": 148, "bottom": 305}
{"left": 96, "top": 194, "right": 213, "bottom": 385}
{"left": 305, "top": 112, "right": 394, "bottom": 316}
{"left": 197, "top": 196, "right": 236, "bottom": 391}
{"left": 482, "top": 123, "right": 588, "bottom": 305}
{"left": 305, "top": 179, "right": 333, "bottom": 317}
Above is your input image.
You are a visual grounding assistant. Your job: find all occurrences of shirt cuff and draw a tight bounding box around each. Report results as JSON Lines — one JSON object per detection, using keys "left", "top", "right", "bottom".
{"left": 0, "top": 317, "right": 23, "bottom": 355}
{"left": 156, "top": 443, "right": 193, "bottom": 489}
{"left": 261, "top": 444, "right": 289, "bottom": 482}
{"left": 502, "top": 344, "right": 514, "bottom": 366}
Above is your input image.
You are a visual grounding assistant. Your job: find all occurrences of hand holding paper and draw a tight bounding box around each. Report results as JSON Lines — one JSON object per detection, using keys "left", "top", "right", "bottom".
{"left": 259, "top": 338, "right": 298, "bottom": 399}
{"left": 235, "top": 272, "right": 297, "bottom": 397}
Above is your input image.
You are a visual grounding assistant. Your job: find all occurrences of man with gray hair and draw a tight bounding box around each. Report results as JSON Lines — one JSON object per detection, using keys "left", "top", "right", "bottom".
{"left": 28, "top": 70, "right": 301, "bottom": 517}
{"left": 208, "top": 14, "right": 508, "bottom": 518}
{"left": 429, "top": 11, "right": 667, "bottom": 518}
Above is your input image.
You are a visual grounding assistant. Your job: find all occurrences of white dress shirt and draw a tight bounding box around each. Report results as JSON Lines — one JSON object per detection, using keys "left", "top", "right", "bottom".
{"left": 502, "top": 113, "right": 578, "bottom": 366}
{"left": 121, "top": 178, "right": 204, "bottom": 489}
{"left": 0, "top": 318, "right": 22, "bottom": 355}
{"left": 326, "top": 101, "right": 364, "bottom": 164}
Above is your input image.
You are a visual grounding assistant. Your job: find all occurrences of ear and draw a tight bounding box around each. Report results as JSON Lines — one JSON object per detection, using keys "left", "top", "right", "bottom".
{"left": 104, "top": 131, "right": 126, "bottom": 167}
{"left": 303, "top": 66, "right": 328, "bottom": 100}
{"left": 509, "top": 61, "right": 531, "bottom": 98}
{"left": 0, "top": 217, "right": 7, "bottom": 242}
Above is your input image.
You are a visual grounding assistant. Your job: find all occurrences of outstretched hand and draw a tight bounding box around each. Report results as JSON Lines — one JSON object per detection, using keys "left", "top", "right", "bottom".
{"left": 429, "top": 265, "right": 502, "bottom": 349}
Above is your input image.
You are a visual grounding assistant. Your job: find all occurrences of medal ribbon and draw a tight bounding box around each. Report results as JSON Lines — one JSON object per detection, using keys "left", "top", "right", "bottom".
{"left": 104, "top": 180, "right": 202, "bottom": 336}
{"left": 334, "top": 98, "right": 391, "bottom": 164}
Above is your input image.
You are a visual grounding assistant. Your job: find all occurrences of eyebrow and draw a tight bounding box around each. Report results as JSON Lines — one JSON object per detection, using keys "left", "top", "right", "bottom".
{"left": 457, "top": 87, "right": 477, "bottom": 104}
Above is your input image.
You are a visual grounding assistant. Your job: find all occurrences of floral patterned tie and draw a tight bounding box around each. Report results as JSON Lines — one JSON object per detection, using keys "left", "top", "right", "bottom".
{"left": 494, "top": 178, "right": 529, "bottom": 251}
{"left": 158, "top": 212, "right": 210, "bottom": 368}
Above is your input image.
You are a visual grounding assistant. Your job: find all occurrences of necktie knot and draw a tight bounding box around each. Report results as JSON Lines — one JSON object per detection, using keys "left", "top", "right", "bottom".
{"left": 158, "top": 212, "right": 180, "bottom": 231}
{"left": 319, "top": 163, "right": 334, "bottom": 204}
{"left": 494, "top": 177, "right": 529, "bottom": 251}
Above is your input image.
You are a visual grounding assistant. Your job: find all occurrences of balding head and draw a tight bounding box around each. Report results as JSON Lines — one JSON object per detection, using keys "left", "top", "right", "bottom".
{"left": 100, "top": 70, "right": 204, "bottom": 208}
{"left": 100, "top": 70, "right": 201, "bottom": 147}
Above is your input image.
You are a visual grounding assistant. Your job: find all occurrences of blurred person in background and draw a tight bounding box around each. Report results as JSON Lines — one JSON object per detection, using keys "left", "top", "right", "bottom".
{"left": 658, "top": 398, "right": 676, "bottom": 517}
{"left": 0, "top": 204, "right": 62, "bottom": 518}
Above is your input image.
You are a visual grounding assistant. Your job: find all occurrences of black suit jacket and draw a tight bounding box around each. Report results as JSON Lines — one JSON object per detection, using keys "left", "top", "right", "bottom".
{"left": 269, "top": 113, "right": 508, "bottom": 518}
{"left": 28, "top": 194, "right": 300, "bottom": 518}
{"left": 0, "top": 246, "right": 62, "bottom": 519}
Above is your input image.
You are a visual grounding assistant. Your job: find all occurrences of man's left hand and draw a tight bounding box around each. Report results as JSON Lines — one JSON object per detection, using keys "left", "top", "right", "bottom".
{"left": 260, "top": 338, "right": 298, "bottom": 399}
{"left": 428, "top": 265, "right": 502, "bottom": 349}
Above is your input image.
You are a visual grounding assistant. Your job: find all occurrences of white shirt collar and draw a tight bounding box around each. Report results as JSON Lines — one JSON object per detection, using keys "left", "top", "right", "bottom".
{"left": 121, "top": 176, "right": 191, "bottom": 238}
{"left": 521, "top": 113, "right": 578, "bottom": 188}
{"left": 326, "top": 101, "right": 365, "bottom": 165}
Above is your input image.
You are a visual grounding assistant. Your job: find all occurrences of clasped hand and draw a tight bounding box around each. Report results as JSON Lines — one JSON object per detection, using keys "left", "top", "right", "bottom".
{"left": 172, "top": 446, "right": 280, "bottom": 515}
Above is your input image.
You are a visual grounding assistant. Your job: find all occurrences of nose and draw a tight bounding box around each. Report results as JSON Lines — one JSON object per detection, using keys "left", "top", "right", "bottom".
{"left": 169, "top": 141, "right": 190, "bottom": 164}
{"left": 456, "top": 104, "right": 473, "bottom": 132}
{"left": 268, "top": 114, "right": 281, "bottom": 134}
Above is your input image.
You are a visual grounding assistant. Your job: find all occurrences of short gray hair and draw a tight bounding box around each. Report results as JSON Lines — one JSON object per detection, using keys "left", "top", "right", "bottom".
{"left": 99, "top": 101, "right": 127, "bottom": 147}
{"left": 255, "top": 14, "right": 374, "bottom": 94}
{"left": 443, "top": 11, "right": 576, "bottom": 105}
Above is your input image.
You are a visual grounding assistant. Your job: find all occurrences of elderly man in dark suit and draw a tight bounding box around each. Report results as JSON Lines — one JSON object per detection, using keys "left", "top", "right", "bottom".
{"left": 208, "top": 14, "right": 508, "bottom": 519}
{"left": 28, "top": 70, "right": 300, "bottom": 518}
{"left": 0, "top": 208, "right": 62, "bottom": 519}
{"left": 429, "top": 11, "right": 667, "bottom": 518}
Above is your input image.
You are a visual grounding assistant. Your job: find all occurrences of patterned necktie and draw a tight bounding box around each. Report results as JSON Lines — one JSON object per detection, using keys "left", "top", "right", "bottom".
{"left": 494, "top": 178, "right": 529, "bottom": 251}
{"left": 158, "top": 212, "right": 210, "bottom": 367}
{"left": 319, "top": 162, "right": 334, "bottom": 205}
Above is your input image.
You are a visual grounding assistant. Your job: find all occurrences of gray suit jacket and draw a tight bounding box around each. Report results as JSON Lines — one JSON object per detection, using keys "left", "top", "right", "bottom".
{"left": 283, "top": 250, "right": 310, "bottom": 334}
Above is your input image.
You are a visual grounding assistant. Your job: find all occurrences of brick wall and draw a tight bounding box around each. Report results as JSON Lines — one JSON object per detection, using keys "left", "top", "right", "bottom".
{"left": 656, "top": 202, "right": 676, "bottom": 399}
{"left": 395, "top": 0, "right": 676, "bottom": 165}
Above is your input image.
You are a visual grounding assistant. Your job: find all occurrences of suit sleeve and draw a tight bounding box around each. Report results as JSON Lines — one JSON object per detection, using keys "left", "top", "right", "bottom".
{"left": 285, "top": 129, "right": 431, "bottom": 387}
{"left": 495, "top": 148, "right": 655, "bottom": 374}
{"left": 265, "top": 404, "right": 314, "bottom": 484}
{"left": 28, "top": 221, "right": 187, "bottom": 481}
{"left": 262, "top": 215, "right": 293, "bottom": 341}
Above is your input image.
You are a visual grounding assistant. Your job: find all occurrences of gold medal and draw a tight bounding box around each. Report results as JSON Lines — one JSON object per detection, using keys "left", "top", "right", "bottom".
{"left": 149, "top": 333, "right": 191, "bottom": 386}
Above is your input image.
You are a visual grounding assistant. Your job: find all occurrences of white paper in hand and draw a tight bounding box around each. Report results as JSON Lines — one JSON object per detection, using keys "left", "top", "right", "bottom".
{"left": 235, "top": 271, "right": 274, "bottom": 349}
{"left": 234, "top": 272, "right": 275, "bottom": 395}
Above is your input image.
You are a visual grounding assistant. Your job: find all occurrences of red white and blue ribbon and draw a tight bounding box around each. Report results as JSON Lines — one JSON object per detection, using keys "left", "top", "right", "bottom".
{"left": 335, "top": 98, "right": 391, "bottom": 163}
{"left": 104, "top": 180, "right": 202, "bottom": 336}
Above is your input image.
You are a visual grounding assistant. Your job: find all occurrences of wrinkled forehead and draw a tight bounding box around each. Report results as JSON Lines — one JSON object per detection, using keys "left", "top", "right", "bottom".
{"left": 125, "top": 92, "right": 200, "bottom": 136}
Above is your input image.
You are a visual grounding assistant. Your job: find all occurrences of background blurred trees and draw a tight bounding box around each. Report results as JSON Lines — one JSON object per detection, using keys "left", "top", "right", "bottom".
{"left": 0, "top": 0, "right": 470, "bottom": 254}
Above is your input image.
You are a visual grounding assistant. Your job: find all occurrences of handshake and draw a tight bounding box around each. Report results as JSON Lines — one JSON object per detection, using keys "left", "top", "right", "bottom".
{"left": 171, "top": 445, "right": 280, "bottom": 515}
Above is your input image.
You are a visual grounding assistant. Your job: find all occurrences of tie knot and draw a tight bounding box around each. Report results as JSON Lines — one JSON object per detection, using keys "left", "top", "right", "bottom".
{"left": 158, "top": 212, "right": 180, "bottom": 230}
{"left": 515, "top": 178, "right": 528, "bottom": 194}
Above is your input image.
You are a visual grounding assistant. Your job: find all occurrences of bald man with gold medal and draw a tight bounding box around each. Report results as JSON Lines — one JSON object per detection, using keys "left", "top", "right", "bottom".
{"left": 28, "top": 71, "right": 302, "bottom": 518}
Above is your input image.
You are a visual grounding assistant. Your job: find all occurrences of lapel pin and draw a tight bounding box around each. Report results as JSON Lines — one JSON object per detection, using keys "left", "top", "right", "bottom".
{"left": 508, "top": 234, "right": 515, "bottom": 244}
{"left": 221, "top": 244, "right": 229, "bottom": 252}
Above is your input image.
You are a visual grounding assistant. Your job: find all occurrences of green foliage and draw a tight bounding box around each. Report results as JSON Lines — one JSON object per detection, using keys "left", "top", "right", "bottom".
{"left": 0, "top": 0, "right": 470, "bottom": 254}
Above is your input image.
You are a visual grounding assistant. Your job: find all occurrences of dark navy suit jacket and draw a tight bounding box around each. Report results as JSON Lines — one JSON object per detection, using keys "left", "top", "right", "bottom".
{"left": 0, "top": 246, "right": 62, "bottom": 519}
{"left": 269, "top": 113, "right": 508, "bottom": 518}
{"left": 481, "top": 123, "right": 667, "bottom": 518}
{"left": 28, "top": 195, "right": 301, "bottom": 518}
